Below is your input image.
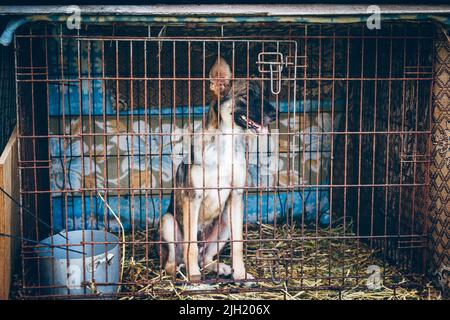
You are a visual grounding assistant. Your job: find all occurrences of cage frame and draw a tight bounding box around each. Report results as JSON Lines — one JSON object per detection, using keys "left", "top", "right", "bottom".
{"left": 0, "top": 4, "right": 448, "bottom": 299}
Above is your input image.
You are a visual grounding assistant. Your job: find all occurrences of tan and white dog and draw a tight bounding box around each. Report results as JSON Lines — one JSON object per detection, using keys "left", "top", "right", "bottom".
{"left": 159, "top": 57, "right": 276, "bottom": 282}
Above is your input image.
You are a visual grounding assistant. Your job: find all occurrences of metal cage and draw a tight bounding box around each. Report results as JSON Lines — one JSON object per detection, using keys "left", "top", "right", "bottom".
{"left": 14, "top": 21, "right": 436, "bottom": 299}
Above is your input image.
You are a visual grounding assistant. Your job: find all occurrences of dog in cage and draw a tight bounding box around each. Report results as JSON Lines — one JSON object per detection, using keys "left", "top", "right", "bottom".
{"left": 159, "top": 57, "right": 276, "bottom": 282}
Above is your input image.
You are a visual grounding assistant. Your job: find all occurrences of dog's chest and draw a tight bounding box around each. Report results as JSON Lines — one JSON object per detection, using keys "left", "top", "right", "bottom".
{"left": 203, "top": 129, "right": 246, "bottom": 187}
{"left": 193, "top": 128, "right": 247, "bottom": 225}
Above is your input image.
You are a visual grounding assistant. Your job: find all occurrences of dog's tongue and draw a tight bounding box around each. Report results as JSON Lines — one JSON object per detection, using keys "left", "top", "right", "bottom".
{"left": 245, "top": 117, "right": 269, "bottom": 134}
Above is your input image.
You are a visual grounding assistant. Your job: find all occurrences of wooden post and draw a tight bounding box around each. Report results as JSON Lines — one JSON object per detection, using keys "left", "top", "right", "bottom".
{"left": 0, "top": 127, "right": 19, "bottom": 300}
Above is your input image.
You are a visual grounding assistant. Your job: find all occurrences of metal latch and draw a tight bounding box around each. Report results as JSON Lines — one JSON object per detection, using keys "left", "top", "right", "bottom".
{"left": 400, "top": 153, "right": 431, "bottom": 163}
{"left": 256, "top": 248, "right": 280, "bottom": 261}
{"left": 256, "top": 248, "right": 282, "bottom": 284}
{"left": 285, "top": 54, "right": 307, "bottom": 69}
{"left": 403, "top": 65, "right": 433, "bottom": 79}
{"left": 397, "top": 235, "right": 427, "bottom": 250}
{"left": 257, "top": 52, "right": 284, "bottom": 95}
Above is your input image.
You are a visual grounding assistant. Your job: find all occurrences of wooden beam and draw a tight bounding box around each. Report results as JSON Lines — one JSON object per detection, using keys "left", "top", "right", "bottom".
{"left": 0, "top": 127, "right": 19, "bottom": 300}
{"left": 0, "top": 5, "right": 449, "bottom": 16}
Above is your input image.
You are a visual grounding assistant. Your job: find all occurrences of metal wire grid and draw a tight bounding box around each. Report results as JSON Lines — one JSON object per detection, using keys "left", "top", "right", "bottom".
{"left": 13, "top": 22, "right": 435, "bottom": 298}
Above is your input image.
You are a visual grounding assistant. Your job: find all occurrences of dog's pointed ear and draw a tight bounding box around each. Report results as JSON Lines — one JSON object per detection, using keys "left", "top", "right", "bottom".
{"left": 209, "top": 57, "right": 231, "bottom": 78}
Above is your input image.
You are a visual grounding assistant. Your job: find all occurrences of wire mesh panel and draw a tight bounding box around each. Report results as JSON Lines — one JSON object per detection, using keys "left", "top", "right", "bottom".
{"left": 14, "top": 22, "right": 435, "bottom": 299}
{"left": 430, "top": 30, "right": 450, "bottom": 297}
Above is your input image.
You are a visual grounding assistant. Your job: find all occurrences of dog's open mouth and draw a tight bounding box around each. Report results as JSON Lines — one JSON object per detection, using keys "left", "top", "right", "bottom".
{"left": 239, "top": 115, "right": 268, "bottom": 133}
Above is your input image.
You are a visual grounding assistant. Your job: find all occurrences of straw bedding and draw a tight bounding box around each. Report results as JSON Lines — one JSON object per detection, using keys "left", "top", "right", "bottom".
{"left": 120, "top": 220, "right": 442, "bottom": 300}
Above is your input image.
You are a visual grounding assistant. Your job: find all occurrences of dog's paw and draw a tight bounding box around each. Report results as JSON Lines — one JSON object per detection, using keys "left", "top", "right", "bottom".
{"left": 218, "top": 263, "right": 233, "bottom": 276}
{"left": 187, "top": 268, "right": 202, "bottom": 282}
{"left": 189, "top": 274, "right": 202, "bottom": 282}
{"left": 164, "top": 262, "right": 177, "bottom": 275}
{"left": 233, "top": 271, "right": 257, "bottom": 287}
{"left": 205, "top": 262, "right": 232, "bottom": 276}
{"left": 232, "top": 270, "right": 252, "bottom": 280}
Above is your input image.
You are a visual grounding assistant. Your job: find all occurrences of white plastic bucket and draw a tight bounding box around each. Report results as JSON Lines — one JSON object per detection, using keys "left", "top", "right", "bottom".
{"left": 36, "top": 230, "right": 120, "bottom": 298}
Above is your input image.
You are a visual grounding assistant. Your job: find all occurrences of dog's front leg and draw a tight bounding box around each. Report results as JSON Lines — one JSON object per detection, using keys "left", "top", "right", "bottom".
{"left": 182, "top": 196, "right": 202, "bottom": 281}
{"left": 202, "top": 203, "right": 232, "bottom": 276}
{"left": 229, "top": 191, "right": 253, "bottom": 281}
